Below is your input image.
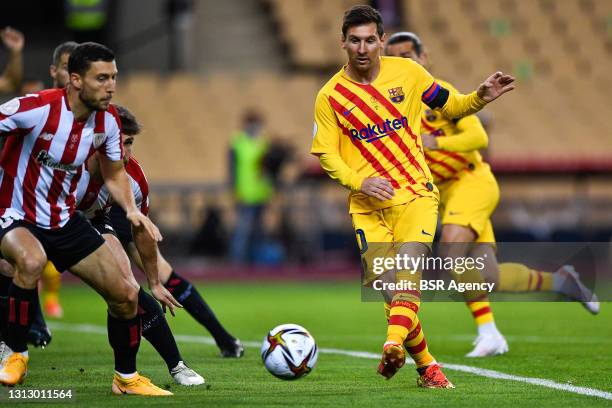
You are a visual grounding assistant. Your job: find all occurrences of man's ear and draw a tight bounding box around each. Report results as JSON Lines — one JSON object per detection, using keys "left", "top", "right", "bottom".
{"left": 69, "top": 72, "right": 81, "bottom": 90}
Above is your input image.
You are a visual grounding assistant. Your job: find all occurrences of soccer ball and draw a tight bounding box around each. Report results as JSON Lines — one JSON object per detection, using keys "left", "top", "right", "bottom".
{"left": 261, "top": 323, "right": 319, "bottom": 380}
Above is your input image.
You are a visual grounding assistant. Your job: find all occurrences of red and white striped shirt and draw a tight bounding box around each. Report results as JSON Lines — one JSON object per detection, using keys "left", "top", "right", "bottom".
{"left": 0, "top": 89, "right": 122, "bottom": 229}
{"left": 76, "top": 156, "right": 149, "bottom": 219}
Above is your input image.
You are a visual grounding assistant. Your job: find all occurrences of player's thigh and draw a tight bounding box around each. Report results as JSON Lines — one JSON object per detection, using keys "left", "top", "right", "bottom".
{"left": 102, "top": 233, "right": 139, "bottom": 288}
{"left": 391, "top": 196, "right": 438, "bottom": 245}
{"left": 440, "top": 164, "right": 499, "bottom": 239}
{"left": 351, "top": 211, "right": 393, "bottom": 285}
{"left": 68, "top": 242, "right": 136, "bottom": 304}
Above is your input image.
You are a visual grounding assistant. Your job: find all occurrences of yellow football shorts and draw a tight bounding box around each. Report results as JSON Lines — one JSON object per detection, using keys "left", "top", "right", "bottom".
{"left": 351, "top": 195, "right": 439, "bottom": 285}
{"left": 437, "top": 162, "right": 499, "bottom": 243}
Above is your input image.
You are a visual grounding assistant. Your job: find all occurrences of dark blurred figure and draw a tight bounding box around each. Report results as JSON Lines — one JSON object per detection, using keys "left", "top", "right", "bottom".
{"left": 228, "top": 111, "right": 274, "bottom": 263}
{"left": 190, "top": 204, "right": 228, "bottom": 257}
{"left": 0, "top": 27, "right": 24, "bottom": 95}
{"left": 64, "top": 0, "right": 110, "bottom": 44}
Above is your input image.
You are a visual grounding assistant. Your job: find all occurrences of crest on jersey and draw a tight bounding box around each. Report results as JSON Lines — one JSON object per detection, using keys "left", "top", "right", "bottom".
{"left": 93, "top": 132, "right": 106, "bottom": 149}
{"left": 0, "top": 98, "right": 20, "bottom": 116}
{"left": 388, "top": 87, "right": 404, "bottom": 103}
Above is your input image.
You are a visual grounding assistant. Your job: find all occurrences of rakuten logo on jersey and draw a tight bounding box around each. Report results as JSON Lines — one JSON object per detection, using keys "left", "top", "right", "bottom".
{"left": 349, "top": 116, "right": 409, "bottom": 143}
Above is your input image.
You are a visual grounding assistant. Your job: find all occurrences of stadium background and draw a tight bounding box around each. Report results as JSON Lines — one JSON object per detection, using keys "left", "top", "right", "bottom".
{"left": 1, "top": 1, "right": 611, "bottom": 405}
{"left": 3, "top": 0, "right": 612, "bottom": 273}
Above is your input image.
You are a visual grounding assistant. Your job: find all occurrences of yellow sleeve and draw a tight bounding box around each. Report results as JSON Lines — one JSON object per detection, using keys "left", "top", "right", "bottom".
{"left": 413, "top": 62, "right": 486, "bottom": 119}
{"left": 435, "top": 115, "right": 488, "bottom": 152}
{"left": 439, "top": 90, "right": 487, "bottom": 119}
{"left": 310, "top": 90, "right": 341, "bottom": 155}
{"left": 318, "top": 153, "right": 364, "bottom": 192}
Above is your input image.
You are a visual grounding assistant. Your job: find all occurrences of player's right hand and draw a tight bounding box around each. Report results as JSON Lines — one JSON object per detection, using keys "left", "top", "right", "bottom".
{"left": 361, "top": 177, "right": 395, "bottom": 201}
{"left": 150, "top": 283, "right": 183, "bottom": 317}
{"left": 127, "top": 211, "right": 163, "bottom": 242}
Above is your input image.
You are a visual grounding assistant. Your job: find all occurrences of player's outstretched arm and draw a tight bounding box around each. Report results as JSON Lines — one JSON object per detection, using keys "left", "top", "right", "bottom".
{"left": 431, "top": 72, "right": 515, "bottom": 120}
{"left": 132, "top": 223, "right": 182, "bottom": 315}
{"left": 99, "top": 156, "right": 162, "bottom": 242}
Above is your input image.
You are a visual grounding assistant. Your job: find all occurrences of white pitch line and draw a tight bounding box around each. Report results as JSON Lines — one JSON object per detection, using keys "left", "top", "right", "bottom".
{"left": 48, "top": 322, "right": 612, "bottom": 401}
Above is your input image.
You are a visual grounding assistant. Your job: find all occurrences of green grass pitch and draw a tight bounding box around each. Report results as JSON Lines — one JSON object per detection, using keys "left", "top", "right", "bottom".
{"left": 3, "top": 282, "right": 611, "bottom": 406}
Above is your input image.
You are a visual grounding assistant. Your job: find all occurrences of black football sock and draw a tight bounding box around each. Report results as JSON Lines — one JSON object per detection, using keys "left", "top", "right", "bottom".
{"left": 138, "top": 288, "right": 182, "bottom": 370}
{"left": 0, "top": 274, "right": 11, "bottom": 340}
{"left": 164, "top": 271, "right": 236, "bottom": 348}
{"left": 6, "top": 282, "right": 38, "bottom": 353}
{"left": 107, "top": 312, "right": 141, "bottom": 374}
{"left": 30, "top": 295, "right": 47, "bottom": 330}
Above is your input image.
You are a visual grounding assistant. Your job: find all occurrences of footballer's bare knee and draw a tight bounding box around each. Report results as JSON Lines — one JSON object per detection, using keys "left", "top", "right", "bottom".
{"left": 13, "top": 253, "right": 47, "bottom": 288}
{"left": 107, "top": 280, "right": 139, "bottom": 319}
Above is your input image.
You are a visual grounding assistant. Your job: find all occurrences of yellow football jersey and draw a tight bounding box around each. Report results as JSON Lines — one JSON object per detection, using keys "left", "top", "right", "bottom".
{"left": 421, "top": 79, "right": 487, "bottom": 184}
{"left": 311, "top": 56, "right": 439, "bottom": 214}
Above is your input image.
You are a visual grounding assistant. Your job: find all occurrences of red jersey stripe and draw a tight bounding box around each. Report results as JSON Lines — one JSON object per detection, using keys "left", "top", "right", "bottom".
{"left": 328, "top": 96, "right": 401, "bottom": 189}
{"left": 331, "top": 87, "right": 417, "bottom": 185}
{"left": 339, "top": 83, "right": 428, "bottom": 178}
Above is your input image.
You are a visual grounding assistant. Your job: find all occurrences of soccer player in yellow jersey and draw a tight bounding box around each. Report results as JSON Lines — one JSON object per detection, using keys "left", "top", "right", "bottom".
{"left": 385, "top": 31, "right": 599, "bottom": 356}
{"left": 311, "top": 5, "right": 514, "bottom": 388}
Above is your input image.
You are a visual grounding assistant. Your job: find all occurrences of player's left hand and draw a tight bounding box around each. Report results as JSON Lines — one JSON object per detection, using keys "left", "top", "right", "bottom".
{"left": 421, "top": 133, "right": 438, "bottom": 150}
{"left": 477, "top": 71, "right": 515, "bottom": 102}
{"left": 1, "top": 27, "right": 24, "bottom": 53}
{"left": 150, "top": 283, "right": 183, "bottom": 316}
{"left": 127, "top": 210, "right": 163, "bottom": 242}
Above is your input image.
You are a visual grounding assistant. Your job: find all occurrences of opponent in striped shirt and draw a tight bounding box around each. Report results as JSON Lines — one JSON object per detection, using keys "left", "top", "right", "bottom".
{"left": 0, "top": 43, "right": 172, "bottom": 396}
{"left": 75, "top": 105, "right": 243, "bottom": 381}
{"left": 311, "top": 6, "right": 514, "bottom": 388}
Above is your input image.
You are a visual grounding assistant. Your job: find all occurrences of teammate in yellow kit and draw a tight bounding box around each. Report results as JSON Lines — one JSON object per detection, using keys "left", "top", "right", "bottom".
{"left": 385, "top": 32, "right": 599, "bottom": 356}
{"left": 311, "top": 5, "right": 515, "bottom": 388}
{"left": 386, "top": 32, "right": 508, "bottom": 357}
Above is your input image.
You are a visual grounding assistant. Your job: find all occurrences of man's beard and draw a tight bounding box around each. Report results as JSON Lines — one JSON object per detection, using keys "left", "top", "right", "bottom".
{"left": 79, "top": 90, "right": 107, "bottom": 111}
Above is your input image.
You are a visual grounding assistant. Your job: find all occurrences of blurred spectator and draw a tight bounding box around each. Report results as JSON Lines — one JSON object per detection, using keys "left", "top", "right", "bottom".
{"left": 0, "top": 27, "right": 24, "bottom": 95}
{"left": 19, "top": 78, "right": 44, "bottom": 95}
{"left": 228, "top": 111, "right": 274, "bottom": 263}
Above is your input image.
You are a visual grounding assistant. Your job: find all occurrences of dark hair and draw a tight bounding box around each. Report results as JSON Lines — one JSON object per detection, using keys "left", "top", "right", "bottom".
{"left": 115, "top": 105, "right": 141, "bottom": 136}
{"left": 51, "top": 41, "right": 79, "bottom": 67}
{"left": 68, "top": 42, "right": 115, "bottom": 76}
{"left": 342, "top": 5, "right": 384, "bottom": 39}
{"left": 385, "top": 31, "right": 423, "bottom": 56}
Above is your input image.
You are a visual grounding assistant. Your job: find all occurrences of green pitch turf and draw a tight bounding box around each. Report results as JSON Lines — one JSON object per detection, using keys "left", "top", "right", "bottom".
{"left": 3, "top": 282, "right": 611, "bottom": 407}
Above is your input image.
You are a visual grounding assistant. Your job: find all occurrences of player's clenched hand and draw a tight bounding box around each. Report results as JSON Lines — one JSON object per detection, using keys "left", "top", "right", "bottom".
{"left": 127, "top": 211, "right": 163, "bottom": 242}
{"left": 361, "top": 177, "right": 395, "bottom": 201}
{"left": 421, "top": 133, "right": 438, "bottom": 150}
{"left": 1, "top": 27, "right": 24, "bottom": 52}
{"left": 150, "top": 283, "right": 183, "bottom": 317}
{"left": 477, "top": 71, "right": 515, "bottom": 102}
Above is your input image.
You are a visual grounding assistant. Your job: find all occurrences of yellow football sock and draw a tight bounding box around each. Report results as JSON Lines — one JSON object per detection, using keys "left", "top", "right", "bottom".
{"left": 403, "top": 316, "right": 435, "bottom": 368}
{"left": 498, "top": 263, "right": 553, "bottom": 292}
{"left": 450, "top": 266, "right": 495, "bottom": 327}
{"left": 386, "top": 271, "right": 420, "bottom": 345}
